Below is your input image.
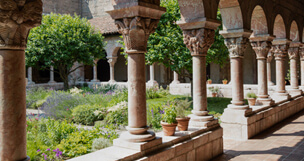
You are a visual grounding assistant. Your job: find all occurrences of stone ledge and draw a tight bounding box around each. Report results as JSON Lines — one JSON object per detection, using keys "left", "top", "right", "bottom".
{"left": 221, "top": 95, "right": 304, "bottom": 140}
{"left": 68, "top": 126, "right": 223, "bottom": 161}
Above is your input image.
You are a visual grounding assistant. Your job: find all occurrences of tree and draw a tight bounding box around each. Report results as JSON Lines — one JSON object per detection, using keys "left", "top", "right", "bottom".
{"left": 26, "top": 13, "right": 106, "bottom": 90}
{"left": 145, "top": 0, "right": 229, "bottom": 80}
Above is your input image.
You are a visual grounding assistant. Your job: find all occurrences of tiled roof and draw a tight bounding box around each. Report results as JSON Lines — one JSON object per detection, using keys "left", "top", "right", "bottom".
{"left": 89, "top": 17, "right": 118, "bottom": 35}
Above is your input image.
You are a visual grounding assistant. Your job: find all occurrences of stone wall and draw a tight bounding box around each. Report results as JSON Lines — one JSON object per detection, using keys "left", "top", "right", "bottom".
{"left": 42, "top": 0, "right": 80, "bottom": 15}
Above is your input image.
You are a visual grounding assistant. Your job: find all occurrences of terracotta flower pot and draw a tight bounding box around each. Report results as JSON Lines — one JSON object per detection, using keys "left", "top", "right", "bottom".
{"left": 176, "top": 117, "right": 190, "bottom": 131}
{"left": 207, "top": 80, "right": 212, "bottom": 84}
{"left": 161, "top": 121, "right": 177, "bottom": 136}
{"left": 222, "top": 80, "right": 228, "bottom": 84}
{"left": 212, "top": 93, "right": 217, "bottom": 97}
{"left": 247, "top": 98, "right": 256, "bottom": 106}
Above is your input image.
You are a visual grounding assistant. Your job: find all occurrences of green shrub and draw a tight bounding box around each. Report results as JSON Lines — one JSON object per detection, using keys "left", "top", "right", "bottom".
{"left": 91, "top": 138, "right": 112, "bottom": 152}
{"left": 105, "top": 103, "right": 128, "bottom": 126}
{"left": 26, "top": 87, "right": 52, "bottom": 109}
{"left": 56, "top": 127, "right": 118, "bottom": 157}
{"left": 72, "top": 105, "right": 106, "bottom": 125}
{"left": 147, "top": 104, "right": 164, "bottom": 130}
{"left": 172, "top": 98, "right": 192, "bottom": 118}
{"left": 108, "top": 88, "right": 128, "bottom": 106}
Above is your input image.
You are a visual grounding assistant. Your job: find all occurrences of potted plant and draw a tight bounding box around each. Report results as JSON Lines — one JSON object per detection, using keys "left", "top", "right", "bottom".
{"left": 161, "top": 105, "right": 177, "bottom": 136}
{"left": 208, "top": 86, "right": 219, "bottom": 97}
{"left": 207, "top": 78, "right": 212, "bottom": 84}
{"left": 222, "top": 79, "right": 228, "bottom": 84}
{"left": 174, "top": 99, "right": 192, "bottom": 131}
{"left": 247, "top": 92, "right": 257, "bottom": 106}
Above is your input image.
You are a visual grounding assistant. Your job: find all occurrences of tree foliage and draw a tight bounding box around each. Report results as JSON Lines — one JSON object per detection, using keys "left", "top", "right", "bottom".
{"left": 26, "top": 13, "right": 106, "bottom": 89}
{"left": 145, "top": 0, "right": 229, "bottom": 79}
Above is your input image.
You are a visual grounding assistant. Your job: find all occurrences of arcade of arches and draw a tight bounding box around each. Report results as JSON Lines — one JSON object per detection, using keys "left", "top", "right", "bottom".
{"left": 1, "top": 0, "right": 304, "bottom": 161}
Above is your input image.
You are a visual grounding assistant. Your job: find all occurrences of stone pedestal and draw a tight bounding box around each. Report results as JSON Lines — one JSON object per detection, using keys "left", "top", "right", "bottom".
{"left": 267, "top": 52, "right": 275, "bottom": 86}
{"left": 250, "top": 36, "right": 275, "bottom": 106}
{"left": 147, "top": 63, "right": 159, "bottom": 88}
{"left": 91, "top": 59, "right": 100, "bottom": 83}
{"left": 108, "top": 57, "right": 117, "bottom": 84}
{"left": 27, "top": 67, "right": 35, "bottom": 85}
{"left": 288, "top": 44, "right": 302, "bottom": 97}
{"left": 272, "top": 40, "right": 291, "bottom": 102}
{"left": 107, "top": 1, "right": 165, "bottom": 145}
{"left": 48, "top": 66, "right": 57, "bottom": 84}
{"left": 180, "top": 26, "right": 220, "bottom": 128}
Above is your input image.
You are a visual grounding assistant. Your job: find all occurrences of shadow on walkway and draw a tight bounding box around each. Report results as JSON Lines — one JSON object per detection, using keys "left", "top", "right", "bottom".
{"left": 212, "top": 110, "right": 304, "bottom": 161}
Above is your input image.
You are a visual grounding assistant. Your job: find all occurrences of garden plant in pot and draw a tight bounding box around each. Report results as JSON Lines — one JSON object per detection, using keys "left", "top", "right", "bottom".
{"left": 161, "top": 105, "right": 177, "bottom": 136}
{"left": 207, "top": 78, "right": 212, "bottom": 84}
{"left": 173, "top": 98, "right": 192, "bottom": 131}
{"left": 222, "top": 79, "right": 228, "bottom": 84}
{"left": 208, "top": 86, "right": 220, "bottom": 97}
{"left": 247, "top": 92, "right": 257, "bottom": 106}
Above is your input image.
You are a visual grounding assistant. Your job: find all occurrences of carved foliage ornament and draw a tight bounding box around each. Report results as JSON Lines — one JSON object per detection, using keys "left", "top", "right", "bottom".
{"left": 224, "top": 37, "right": 249, "bottom": 58}
{"left": 288, "top": 47, "right": 299, "bottom": 60}
{"left": 0, "top": 0, "right": 42, "bottom": 49}
{"left": 273, "top": 44, "right": 289, "bottom": 59}
{"left": 115, "top": 17, "right": 159, "bottom": 53}
{"left": 300, "top": 47, "right": 304, "bottom": 60}
{"left": 182, "top": 28, "right": 215, "bottom": 56}
{"left": 250, "top": 41, "right": 272, "bottom": 59}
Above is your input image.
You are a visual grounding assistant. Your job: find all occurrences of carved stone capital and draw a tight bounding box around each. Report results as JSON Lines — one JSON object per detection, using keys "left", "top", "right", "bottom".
{"left": 115, "top": 17, "right": 159, "bottom": 54}
{"left": 288, "top": 47, "right": 299, "bottom": 60}
{"left": 224, "top": 37, "right": 249, "bottom": 58}
{"left": 251, "top": 41, "right": 272, "bottom": 60}
{"left": 273, "top": 44, "right": 289, "bottom": 60}
{"left": 182, "top": 28, "right": 215, "bottom": 56}
{"left": 108, "top": 57, "right": 118, "bottom": 66}
{"left": 0, "top": 0, "right": 42, "bottom": 50}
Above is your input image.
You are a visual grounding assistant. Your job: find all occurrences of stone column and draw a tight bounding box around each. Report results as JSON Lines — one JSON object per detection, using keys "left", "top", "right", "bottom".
{"left": 250, "top": 36, "right": 274, "bottom": 106}
{"left": 27, "top": 67, "right": 35, "bottom": 85}
{"left": 300, "top": 46, "right": 304, "bottom": 90}
{"left": 267, "top": 52, "right": 275, "bottom": 86}
{"left": 288, "top": 43, "right": 302, "bottom": 96}
{"left": 172, "top": 71, "right": 180, "bottom": 84}
{"left": 219, "top": 31, "right": 253, "bottom": 140}
{"left": 107, "top": 3, "right": 165, "bottom": 144}
{"left": 272, "top": 40, "right": 291, "bottom": 101}
{"left": 108, "top": 57, "right": 117, "bottom": 83}
{"left": 181, "top": 27, "right": 219, "bottom": 127}
{"left": 0, "top": 0, "right": 42, "bottom": 160}
{"left": 91, "top": 59, "right": 100, "bottom": 82}
{"left": 147, "top": 63, "right": 159, "bottom": 87}
{"left": 48, "top": 66, "right": 57, "bottom": 84}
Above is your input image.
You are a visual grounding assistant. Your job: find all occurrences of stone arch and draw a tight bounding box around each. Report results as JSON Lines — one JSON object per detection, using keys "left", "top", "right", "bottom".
{"left": 273, "top": 14, "right": 286, "bottom": 39}
{"left": 111, "top": 47, "right": 122, "bottom": 57}
{"left": 250, "top": 5, "right": 268, "bottom": 36}
{"left": 290, "top": 21, "right": 299, "bottom": 41}
{"left": 219, "top": 0, "right": 244, "bottom": 30}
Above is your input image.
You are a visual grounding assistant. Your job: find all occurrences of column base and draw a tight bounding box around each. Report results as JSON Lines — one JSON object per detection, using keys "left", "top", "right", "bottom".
{"left": 27, "top": 81, "right": 35, "bottom": 85}
{"left": 256, "top": 97, "right": 275, "bottom": 106}
{"left": 268, "top": 81, "right": 275, "bottom": 86}
{"left": 188, "top": 114, "right": 219, "bottom": 128}
{"left": 48, "top": 81, "right": 57, "bottom": 84}
{"left": 221, "top": 107, "right": 252, "bottom": 123}
{"left": 108, "top": 80, "right": 116, "bottom": 84}
{"left": 113, "top": 135, "right": 162, "bottom": 151}
{"left": 147, "top": 80, "right": 159, "bottom": 88}
{"left": 90, "top": 80, "right": 100, "bottom": 83}
{"left": 118, "top": 130, "right": 156, "bottom": 143}
{"left": 288, "top": 89, "right": 303, "bottom": 98}
{"left": 300, "top": 86, "right": 304, "bottom": 91}
{"left": 272, "top": 92, "right": 291, "bottom": 103}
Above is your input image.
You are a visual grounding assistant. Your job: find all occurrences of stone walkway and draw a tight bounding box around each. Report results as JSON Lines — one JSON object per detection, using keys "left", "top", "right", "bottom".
{"left": 213, "top": 110, "right": 304, "bottom": 161}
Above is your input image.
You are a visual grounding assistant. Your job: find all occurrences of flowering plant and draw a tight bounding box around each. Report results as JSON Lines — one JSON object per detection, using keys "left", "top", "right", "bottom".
{"left": 35, "top": 148, "right": 63, "bottom": 161}
{"left": 69, "top": 87, "right": 83, "bottom": 95}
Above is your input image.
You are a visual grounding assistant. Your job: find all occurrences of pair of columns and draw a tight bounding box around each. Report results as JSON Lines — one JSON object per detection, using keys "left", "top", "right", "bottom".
{"left": 91, "top": 57, "right": 117, "bottom": 83}
{"left": 27, "top": 66, "right": 57, "bottom": 85}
